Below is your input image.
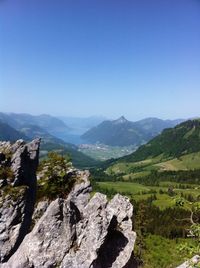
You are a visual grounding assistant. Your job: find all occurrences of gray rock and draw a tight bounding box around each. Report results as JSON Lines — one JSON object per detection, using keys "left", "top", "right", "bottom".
{"left": 176, "top": 255, "right": 200, "bottom": 268}
{"left": 0, "top": 139, "right": 40, "bottom": 263}
{"left": 4, "top": 187, "right": 135, "bottom": 267}
{"left": 1, "top": 141, "right": 136, "bottom": 268}
{"left": 0, "top": 186, "right": 29, "bottom": 263}
{"left": 11, "top": 138, "right": 40, "bottom": 187}
{"left": 66, "top": 170, "right": 92, "bottom": 213}
{"left": 62, "top": 193, "right": 136, "bottom": 268}
{"left": 32, "top": 200, "right": 49, "bottom": 223}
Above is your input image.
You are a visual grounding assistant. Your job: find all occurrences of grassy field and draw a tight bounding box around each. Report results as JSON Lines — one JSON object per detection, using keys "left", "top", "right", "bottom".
{"left": 106, "top": 151, "right": 200, "bottom": 180}
{"left": 97, "top": 181, "right": 200, "bottom": 209}
{"left": 141, "top": 235, "right": 196, "bottom": 268}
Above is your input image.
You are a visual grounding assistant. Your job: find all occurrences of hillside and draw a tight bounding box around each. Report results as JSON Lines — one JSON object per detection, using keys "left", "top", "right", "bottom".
{"left": 0, "top": 121, "right": 28, "bottom": 141}
{"left": 121, "top": 119, "right": 200, "bottom": 163}
{"left": 81, "top": 116, "right": 184, "bottom": 147}
{"left": 0, "top": 112, "right": 70, "bottom": 138}
{"left": 20, "top": 124, "right": 67, "bottom": 145}
{"left": 0, "top": 116, "right": 99, "bottom": 169}
{"left": 104, "top": 119, "right": 200, "bottom": 178}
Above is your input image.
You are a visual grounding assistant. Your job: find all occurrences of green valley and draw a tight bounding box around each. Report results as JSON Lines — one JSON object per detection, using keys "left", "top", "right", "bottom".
{"left": 90, "top": 119, "right": 200, "bottom": 267}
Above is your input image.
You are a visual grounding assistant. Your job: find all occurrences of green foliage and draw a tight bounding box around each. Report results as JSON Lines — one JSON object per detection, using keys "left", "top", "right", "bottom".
{"left": 175, "top": 197, "right": 200, "bottom": 264}
{"left": 141, "top": 235, "right": 195, "bottom": 268}
{"left": 0, "top": 166, "right": 14, "bottom": 181}
{"left": 0, "top": 185, "right": 28, "bottom": 203}
{"left": 40, "top": 143, "right": 100, "bottom": 169}
{"left": 135, "top": 169, "right": 200, "bottom": 185}
{"left": 37, "top": 152, "right": 75, "bottom": 200}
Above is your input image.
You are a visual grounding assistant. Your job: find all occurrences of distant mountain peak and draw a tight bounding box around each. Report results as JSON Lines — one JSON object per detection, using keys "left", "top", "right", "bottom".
{"left": 113, "top": 116, "right": 128, "bottom": 124}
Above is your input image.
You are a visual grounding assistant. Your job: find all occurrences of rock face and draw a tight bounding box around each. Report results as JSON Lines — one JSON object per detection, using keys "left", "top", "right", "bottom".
{"left": 0, "top": 139, "right": 136, "bottom": 268}
{"left": 4, "top": 188, "right": 136, "bottom": 268}
{"left": 11, "top": 139, "right": 40, "bottom": 188}
{"left": 176, "top": 255, "right": 200, "bottom": 268}
{"left": 0, "top": 139, "right": 40, "bottom": 263}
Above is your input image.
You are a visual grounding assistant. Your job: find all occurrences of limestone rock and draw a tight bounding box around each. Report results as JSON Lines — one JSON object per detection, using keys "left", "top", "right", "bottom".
{"left": 1, "top": 139, "right": 136, "bottom": 268}
{"left": 0, "top": 139, "right": 40, "bottom": 263}
{"left": 32, "top": 200, "right": 49, "bottom": 223}
{"left": 4, "top": 182, "right": 136, "bottom": 268}
{"left": 176, "top": 255, "right": 200, "bottom": 268}
{"left": 11, "top": 138, "right": 40, "bottom": 187}
{"left": 66, "top": 169, "right": 92, "bottom": 213}
{"left": 0, "top": 186, "right": 29, "bottom": 262}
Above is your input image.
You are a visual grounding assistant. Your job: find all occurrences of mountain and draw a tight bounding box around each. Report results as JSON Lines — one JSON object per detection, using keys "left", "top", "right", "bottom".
{"left": 81, "top": 116, "right": 185, "bottom": 147}
{"left": 121, "top": 119, "right": 200, "bottom": 163}
{"left": 0, "top": 113, "right": 99, "bottom": 169}
{"left": 0, "top": 113, "right": 70, "bottom": 138}
{"left": 18, "top": 124, "right": 99, "bottom": 168}
{"left": 102, "top": 119, "right": 200, "bottom": 184}
{"left": 19, "top": 124, "right": 67, "bottom": 145}
{"left": 0, "top": 121, "right": 28, "bottom": 141}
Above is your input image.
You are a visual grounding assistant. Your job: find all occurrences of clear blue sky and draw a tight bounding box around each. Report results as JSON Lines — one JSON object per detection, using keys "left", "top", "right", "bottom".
{"left": 0, "top": 0, "right": 200, "bottom": 120}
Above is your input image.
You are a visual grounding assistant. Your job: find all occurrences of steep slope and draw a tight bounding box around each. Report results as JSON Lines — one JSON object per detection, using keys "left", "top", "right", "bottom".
{"left": 82, "top": 116, "right": 142, "bottom": 146}
{"left": 122, "top": 119, "right": 200, "bottom": 163}
{"left": 135, "top": 117, "right": 184, "bottom": 137}
{"left": 20, "top": 124, "right": 67, "bottom": 145}
{"left": 0, "top": 139, "right": 40, "bottom": 262}
{"left": 104, "top": 119, "right": 200, "bottom": 177}
{"left": 0, "top": 112, "right": 70, "bottom": 138}
{"left": 0, "top": 121, "right": 28, "bottom": 141}
{"left": 82, "top": 116, "right": 184, "bottom": 146}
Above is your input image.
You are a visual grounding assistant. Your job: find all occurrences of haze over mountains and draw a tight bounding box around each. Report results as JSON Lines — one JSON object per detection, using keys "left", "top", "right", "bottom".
{"left": 0, "top": 121, "right": 28, "bottom": 141}
{"left": 0, "top": 113, "right": 99, "bottom": 168}
{"left": 81, "top": 116, "right": 185, "bottom": 147}
{"left": 0, "top": 111, "right": 189, "bottom": 166}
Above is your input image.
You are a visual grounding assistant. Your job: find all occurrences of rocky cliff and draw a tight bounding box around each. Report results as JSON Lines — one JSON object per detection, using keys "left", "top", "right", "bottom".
{"left": 0, "top": 139, "right": 40, "bottom": 263}
{"left": 0, "top": 139, "right": 136, "bottom": 268}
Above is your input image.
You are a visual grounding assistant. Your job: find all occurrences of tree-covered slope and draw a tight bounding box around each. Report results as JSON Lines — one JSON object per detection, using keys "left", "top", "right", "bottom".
{"left": 119, "top": 119, "right": 200, "bottom": 163}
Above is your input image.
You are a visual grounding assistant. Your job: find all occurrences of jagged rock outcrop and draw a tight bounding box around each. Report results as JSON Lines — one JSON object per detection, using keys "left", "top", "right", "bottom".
{"left": 0, "top": 139, "right": 136, "bottom": 268}
{"left": 4, "top": 190, "right": 136, "bottom": 268}
{"left": 176, "top": 255, "right": 200, "bottom": 268}
{"left": 0, "top": 139, "right": 40, "bottom": 263}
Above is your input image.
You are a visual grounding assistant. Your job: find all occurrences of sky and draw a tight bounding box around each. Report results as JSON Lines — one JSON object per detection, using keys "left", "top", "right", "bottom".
{"left": 0, "top": 0, "right": 200, "bottom": 120}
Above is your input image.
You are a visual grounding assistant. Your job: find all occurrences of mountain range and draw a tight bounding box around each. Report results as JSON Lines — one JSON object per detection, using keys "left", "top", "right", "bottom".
{"left": 81, "top": 116, "right": 185, "bottom": 147}
{"left": 105, "top": 119, "right": 200, "bottom": 176}
{"left": 0, "top": 114, "right": 99, "bottom": 168}
{"left": 0, "top": 112, "right": 70, "bottom": 136}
